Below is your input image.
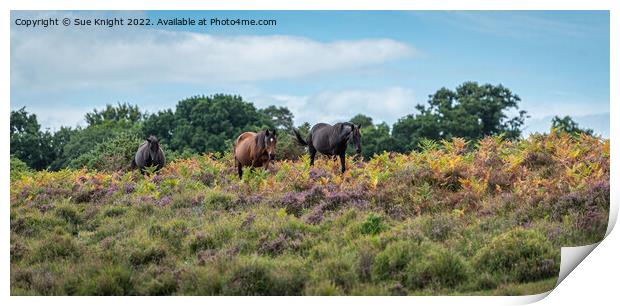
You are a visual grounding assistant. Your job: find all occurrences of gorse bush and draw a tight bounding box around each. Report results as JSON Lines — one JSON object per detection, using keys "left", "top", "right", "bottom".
{"left": 9, "top": 132, "right": 608, "bottom": 295}
{"left": 10, "top": 155, "right": 31, "bottom": 179}
{"left": 70, "top": 131, "right": 143, "bottom": 171}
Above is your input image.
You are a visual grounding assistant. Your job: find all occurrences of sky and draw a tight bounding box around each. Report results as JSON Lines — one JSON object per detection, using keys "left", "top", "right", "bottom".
{"left": 10, "top": 10, "right": 610, "bottom": 137}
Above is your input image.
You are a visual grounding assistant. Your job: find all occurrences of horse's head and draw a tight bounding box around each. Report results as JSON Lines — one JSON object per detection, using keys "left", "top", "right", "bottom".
{"left": 263, "top": 129, "right": 278, "bottom": 160}
{"left": 349, "top": 124, "right": 362, "bottom": 155}
{"left": 146, "top": 135, "right": 160, "bottom": 151}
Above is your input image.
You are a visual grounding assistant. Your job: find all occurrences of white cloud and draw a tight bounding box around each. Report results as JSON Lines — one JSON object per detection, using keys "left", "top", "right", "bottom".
{"left": 11, "top": 23, "right": 415, "bottom": 91}
{"left": 251, "top": 87, "right": 416, "bottom": 126}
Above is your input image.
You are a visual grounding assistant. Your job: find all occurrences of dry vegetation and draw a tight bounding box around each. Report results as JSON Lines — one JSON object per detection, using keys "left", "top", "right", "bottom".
{"left": 10, "top": 132, "right": 609, "bottom": 295}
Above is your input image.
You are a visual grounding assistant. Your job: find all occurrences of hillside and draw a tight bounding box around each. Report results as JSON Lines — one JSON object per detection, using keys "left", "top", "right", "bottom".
{"left": 10, "top": 132, "right": 609, "bottom": 295}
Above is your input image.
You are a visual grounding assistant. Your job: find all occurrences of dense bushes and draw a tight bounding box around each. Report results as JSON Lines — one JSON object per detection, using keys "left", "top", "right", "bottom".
{"left": 10, "top": 155, "right": 31, "bottom": 179}
{"left": 474, "top": 228, "right": 558, "bottom": 282}
{"left": 70, "top": 131, "right": 143, "bottom": 171}
{"left": 10, "top": 132, "right": 608, "bottom": 295}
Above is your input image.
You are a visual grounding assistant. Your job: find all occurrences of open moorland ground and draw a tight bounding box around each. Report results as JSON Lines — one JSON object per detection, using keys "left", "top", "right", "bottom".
{"left": 10, "top": 133, "right": 609, "bottom": 295}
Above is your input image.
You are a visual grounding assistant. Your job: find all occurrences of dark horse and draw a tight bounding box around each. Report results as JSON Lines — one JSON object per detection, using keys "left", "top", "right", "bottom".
{"left": 294, "top": 122, "right": 361, "bottom": 173}
{"left": 234, "top": 129, "right": 278, "bottom": 179}
{"left": 132, "top": 135, "right": 166, "bottom": 174}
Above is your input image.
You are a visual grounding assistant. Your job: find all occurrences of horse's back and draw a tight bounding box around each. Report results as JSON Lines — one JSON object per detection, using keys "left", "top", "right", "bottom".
{"left": 134, "top": 141, "right": 149, "bottom": 167}
{"left": 311, "top": 123, "right": 332, "bottom": 133}
{"left": 310, "top": 123, "right": 335, "bottom": 153}
{"left": 235, "top": 132, "right": 256, "bottom": 147}
{"left": 234, "top": 132, "right": 257, "bottom": 164}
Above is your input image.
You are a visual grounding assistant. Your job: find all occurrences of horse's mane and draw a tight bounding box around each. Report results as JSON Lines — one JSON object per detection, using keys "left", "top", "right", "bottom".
{"left": 331, "top": 122, "right": 354, "bottom": 143}
{"left": 255, "top": 130, "right": 267, "bottom": 155}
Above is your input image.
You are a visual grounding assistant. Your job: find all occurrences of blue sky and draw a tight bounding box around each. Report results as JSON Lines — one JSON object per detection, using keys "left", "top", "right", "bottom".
{"left": 11, "top": 10, "right": 610, "bottom": 137}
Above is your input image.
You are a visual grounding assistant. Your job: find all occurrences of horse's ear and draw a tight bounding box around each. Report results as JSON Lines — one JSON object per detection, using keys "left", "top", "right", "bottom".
{"left": 272, "top": 129, "right": 277, "bottom": 136}
{"left": 146, "top": 137, "right": 151, "bottom": 143}
{"left": 265, "top": 129, "right": 271, "bottom": 136}
{"left": 356, "top": 124, "right": 361, "bottom": 130}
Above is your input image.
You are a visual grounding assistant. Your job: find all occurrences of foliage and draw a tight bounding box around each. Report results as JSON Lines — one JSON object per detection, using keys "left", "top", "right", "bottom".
{"left": 10, "top": 132, "right": 609, "bottom": 295}
{"left": 551, "top": 115, "right": 594, "bottom": 136}
{"left": 260, "top": 106, "right": 295, "bottom": 130}
{"left": 357, "top": 122, "right": 398, "bottom": 159}
{"left": 474, "top": 228, "right": 558, "bottom": 282}
{"left": 70, "top": 132, "right": 144, "bottom": 171}
{"left": 142, "top": 95, "right": 272, "bottom": 153}
{"left": 63, "top": 121, "right": 140, "bottom": 169}
{"left": 392, "top": 82, "right": 528, "bottom": 151}
{"left": 10, "top": 155, "right": 31, "bottom": 179}
{"left": 350, "top": 114, "right": 373, "bottom": 128}
{"left": 85, "top": 103, "right": 144, "bottom": 127}
{"left": 10, "top": 107, "right": 57, "bottom": 170}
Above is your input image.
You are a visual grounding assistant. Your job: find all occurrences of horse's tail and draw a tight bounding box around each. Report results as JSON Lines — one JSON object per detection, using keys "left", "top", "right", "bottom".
{"left": 293, "top": 129, "right": 308, "bottom": 146}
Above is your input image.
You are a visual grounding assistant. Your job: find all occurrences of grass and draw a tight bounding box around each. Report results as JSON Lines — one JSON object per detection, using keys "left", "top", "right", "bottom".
{"left": 10, "top": 132, "right": 609, "bottom": 295}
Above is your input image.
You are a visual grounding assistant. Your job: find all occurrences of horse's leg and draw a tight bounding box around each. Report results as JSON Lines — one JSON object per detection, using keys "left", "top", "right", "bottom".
{"left": 339, "top": 153, "right": 346, "bottom": 173}
{"left": 236, "top": 159, "right": 243, "bottom": 179}
{"left": 309, "top": 145, "right": 317, "bottom": 167}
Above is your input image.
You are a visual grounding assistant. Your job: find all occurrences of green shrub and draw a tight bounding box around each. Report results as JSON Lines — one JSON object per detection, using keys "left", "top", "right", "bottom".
{"left": 70, "top": 131, "right": 142, "bottom": 171}
{"left": 177, "top": 266, "right": 223, "bottom": 295}
{"left": 103, "top": 206, "right": 127, "bottom": 218}
{"left": 315, "top": 255, "right": 358, "bottom": 292}
{"left": 34, "top": 235, "right": 81, "bottom": 261}
{"left": 221, "top": 256, "right": 307, "bottom": 296}
{"left": 372, "top": 240, "right": 419, "bottom": 282}
{"left": 77, "top": 265, "right": 135, "bottom": 295}
{"left": 405, "top": 243, "right": 469, "bottom": 289}
{"left": 304, "top": 281, "right": 343, "bottom": 295}
{"left": 189, "top": 232, "right": 221, "bottom": 253}
{"left": 223, "top": 257, "right": 274, "bottom": 295}
{"left": 128, "top": 244, "right": 167, "bottom": 266}
{"left": 203, "top": 190, "right": 235, "bottom": 210}
{"left": 270, "top": 257, "right": 307, "bottom": 295}
{"left": 148, "top": 220, "right": 188, "bottom": 249}
{"left": 10, "top": 155, "right": 31, "bottom": 179}
{"left": 138, "top": 270, "right": 178, "bottom": 295}
{"left": 55, "top": 205, "right": 81, "bottom": 225}
{"left": 422, "top": 213, "right": 461, "bottom": 242}
{"left": 474, "top": 228, "right": 558, "bottom": 282}
{"left": 360, "top": 213, "right": 386, "bottom": 235}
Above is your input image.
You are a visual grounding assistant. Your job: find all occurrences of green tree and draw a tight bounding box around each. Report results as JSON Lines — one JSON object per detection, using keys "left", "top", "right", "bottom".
{"left": 142, "top": 109, "right": 176, "bottom": 141}
{"left": 551, "top": 115, "right": 594, "bottom": 136}
{"left": 48, "top": 127, "right": 78, "bottom": 170}
{"left": 142, "top": 95, "right": 272, "bottom": 153}
{"left": 393, "top": 82, "right": 527, "bottom": 151}
{"left": 10, "top": 107, "right": 56, "bottom": 170}
{"left": 260, "top": 106, "right": 294, "bottom": 130}
{"left": 350, "top": 114, "right": 373, "bottom": 128}
{"left": 85, "top": 103, "right": 143, "bottom": 126}
{"left": 359, "top": 122, "right": 398, "bottom": 159}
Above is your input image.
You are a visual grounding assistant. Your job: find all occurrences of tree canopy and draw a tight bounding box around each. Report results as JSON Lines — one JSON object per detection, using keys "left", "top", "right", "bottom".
{"left": 551, "top": 115, "right": 594, "bottom": 136}
{"left": 392, "top": 82, "right": 528, "bottom": 151}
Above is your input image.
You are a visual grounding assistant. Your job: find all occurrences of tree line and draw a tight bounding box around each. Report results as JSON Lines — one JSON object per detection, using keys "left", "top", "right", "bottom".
{"left": 10, "top": 82, "right": 594, "bottom": 171}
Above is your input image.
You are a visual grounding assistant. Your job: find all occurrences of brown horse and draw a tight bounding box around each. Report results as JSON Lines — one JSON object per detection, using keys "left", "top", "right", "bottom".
{"left": 233, "top": 129, "right": 278, "bottom": 179}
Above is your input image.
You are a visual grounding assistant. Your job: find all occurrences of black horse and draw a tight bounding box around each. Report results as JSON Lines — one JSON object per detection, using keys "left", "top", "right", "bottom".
{"left": 132, "top": 135, "right": 166, "bottom": 174}
{"left": 294, "top": 122, "right": 361, "bottom": 173}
